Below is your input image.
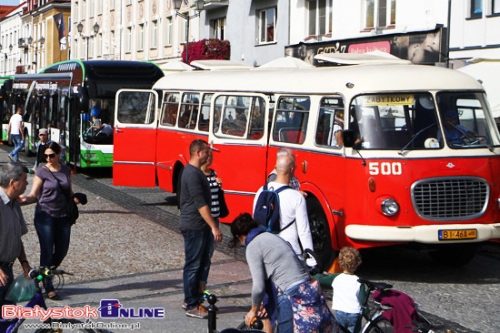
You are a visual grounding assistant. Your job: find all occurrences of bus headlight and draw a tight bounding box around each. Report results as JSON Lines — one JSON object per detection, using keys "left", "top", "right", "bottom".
{"left": 381, "top": 198, "right": 399, "bottom": 216}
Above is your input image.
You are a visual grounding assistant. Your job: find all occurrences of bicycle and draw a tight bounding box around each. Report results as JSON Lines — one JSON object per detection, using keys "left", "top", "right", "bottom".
{"left": 0, "top": 267, "right": 100, "bottom": 333}
{"left": 336, "top": 278, "right": 436, "bottom": 333}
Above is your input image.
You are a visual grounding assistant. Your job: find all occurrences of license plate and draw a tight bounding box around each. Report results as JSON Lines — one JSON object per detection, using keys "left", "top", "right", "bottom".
{"left": 438, "top": 229, "right": 477, "bottom": 240}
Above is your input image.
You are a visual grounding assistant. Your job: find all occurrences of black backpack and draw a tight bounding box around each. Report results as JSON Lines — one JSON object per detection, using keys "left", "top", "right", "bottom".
{"left": 253, "top": 184, "right": 294, "bottom": 233}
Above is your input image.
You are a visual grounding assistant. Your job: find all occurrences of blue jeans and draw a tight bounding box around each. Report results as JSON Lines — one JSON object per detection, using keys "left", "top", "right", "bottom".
{"left": 335, "top": 311, "right": 359, "bottom": 333}
{"left": 34, "top": 210, "right": 72, "bottom": 291}
{"left": 276, "top": 282, "right": 302, "bottom": 333}
{"left": 10, "top": 134, "right": 23, "bottom": 162}
{"left": 0, "top": 265, "right": 14, "bottom": 309}
{"left": 181, "top": 227, "right": 212, "bottom": 310}
{"left": 200, "top": 218, "right": 218, "bottom": 287}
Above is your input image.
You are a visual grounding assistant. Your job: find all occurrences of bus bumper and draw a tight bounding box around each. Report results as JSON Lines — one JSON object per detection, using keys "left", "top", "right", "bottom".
{"left": 345, "top": 223, "right": 500, "bottom": 244}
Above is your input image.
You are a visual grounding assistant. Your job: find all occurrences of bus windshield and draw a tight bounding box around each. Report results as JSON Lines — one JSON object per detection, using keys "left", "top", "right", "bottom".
{"left": 350, "top": 92, "right": 500, "bottom": 150}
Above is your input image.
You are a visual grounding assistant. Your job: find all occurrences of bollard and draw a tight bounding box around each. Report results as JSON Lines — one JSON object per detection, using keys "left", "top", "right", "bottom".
{"left": 207, "top": 293, "right": 218, "bottom": 333}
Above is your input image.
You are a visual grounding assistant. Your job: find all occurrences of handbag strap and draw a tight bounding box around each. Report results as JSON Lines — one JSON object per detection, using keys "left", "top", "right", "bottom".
{"left": 44, "top": 166, "right": 71, "bottom": 201}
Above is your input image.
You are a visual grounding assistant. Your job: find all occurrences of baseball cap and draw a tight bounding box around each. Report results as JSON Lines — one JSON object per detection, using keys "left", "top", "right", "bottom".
{"left": 39, "top": 128, "right": 48, "bottom": 135}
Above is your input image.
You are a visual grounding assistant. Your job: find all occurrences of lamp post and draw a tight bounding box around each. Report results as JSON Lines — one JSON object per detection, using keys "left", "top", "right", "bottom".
{"left": 77, "top": 22, "right": 100, "bottom": 60}
{"left": 28, "top": 36, "right": 45, "bottom": 73}
{"left": 0, "top": 44, "right": 13, "bottom": 75}
{"left": 173, "top": 0, "right": 205, "bottom": 64}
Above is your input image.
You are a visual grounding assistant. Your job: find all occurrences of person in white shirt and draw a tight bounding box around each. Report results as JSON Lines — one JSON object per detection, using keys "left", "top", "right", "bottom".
{"left": 253, "top": 154, "right": 316, "bottom": 268}
{"left": 331, "top": 247, "right": 363, "bottom": 333}
{"left": 6, "top": 107, "right": 24, "bottom": 162}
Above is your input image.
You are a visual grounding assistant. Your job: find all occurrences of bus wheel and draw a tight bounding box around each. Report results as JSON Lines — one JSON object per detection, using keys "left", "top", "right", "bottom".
{"left": 306, "top": 197, "right": 336, "bottom": 273}
{"left": 24, "top": 132, "right": 34, "bottom": 157}
{"left": 428, "top": 243, "right": 480, "bottom": 266}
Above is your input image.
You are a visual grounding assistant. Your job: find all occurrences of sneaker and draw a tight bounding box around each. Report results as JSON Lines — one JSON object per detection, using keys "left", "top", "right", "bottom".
{"left": 182, "top": 302, "right": 188, "bottom": 310}
{"left": 186, "top": 305, "right": 208, "bottom": 319}
{"left": 7, "top": 155, "right": 13, "bottom": 162}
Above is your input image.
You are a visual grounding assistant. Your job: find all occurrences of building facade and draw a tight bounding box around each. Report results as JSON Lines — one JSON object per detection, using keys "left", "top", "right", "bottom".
{"left": 0, "top": 0, "right": 499, "bottom": 75}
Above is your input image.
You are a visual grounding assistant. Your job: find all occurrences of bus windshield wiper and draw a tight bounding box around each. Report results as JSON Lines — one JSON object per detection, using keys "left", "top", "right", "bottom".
{"left": 399, "top": 123, "right": 436, "bottom": 155}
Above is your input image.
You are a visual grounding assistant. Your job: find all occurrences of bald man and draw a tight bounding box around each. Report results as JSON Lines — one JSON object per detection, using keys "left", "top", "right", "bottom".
{"left": 254, "top": 154, "right": 316, "bottom": 267}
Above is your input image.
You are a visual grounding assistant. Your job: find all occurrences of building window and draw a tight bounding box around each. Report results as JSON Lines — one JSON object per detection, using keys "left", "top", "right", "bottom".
{"left": 258, "top": 7, "right": 276, "bottom": 43}
{"left": 308, "top": 0, "right": 333, "bottom": 36}
{"left": 211, "top": 17, "right": 225, "bottom": 39}
{"left": 110, "top": 0, "right": 115, "bottom": 11}
{"left": 181, "top": 13, "right": 188, "bottom": 43}
{"left": 151, "top": 21, "right": 158, "bottom": 48}
{"left": 364, "top": 0, "right": 396, "bottom": 29}
{"left": 138, "top": 24, "right": 144, "bottom": 51}
{"left": 126, "top": 27, "right": 132, "bottom": 52}
{"left": 494, "top": 0, "right": 500, "bottom": 13}
{"left": 165, "top": 17, "right": 173, "bottom": 45}
{"left": 471, "top": 0, "right": 483, "bottom": 17}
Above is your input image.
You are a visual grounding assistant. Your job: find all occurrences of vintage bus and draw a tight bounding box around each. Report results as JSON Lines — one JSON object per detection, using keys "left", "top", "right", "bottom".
{"left": 4, "top": 60, "right": 164, "bottom": 168}
{"left": 113, "top": 63, "right": 500, "bottom": 269}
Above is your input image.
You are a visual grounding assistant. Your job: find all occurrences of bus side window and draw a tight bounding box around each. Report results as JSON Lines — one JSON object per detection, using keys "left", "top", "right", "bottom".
{"left": 249, "top": 97, "right": 265, "bottom": 140}
{"left": 160, "top": 92, "right": 179, "bottom": 126}
{"left": 198, "top": 93, "right": 212, "bottom": 132}
{"left": 273, "top": 96, "right": 309, "bottom": 144}
{"left": 316, "top": 97, "right": 344, "bottom": 148}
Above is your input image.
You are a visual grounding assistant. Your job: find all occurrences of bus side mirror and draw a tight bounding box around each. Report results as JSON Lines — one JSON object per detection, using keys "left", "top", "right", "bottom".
{"left": 343, "top": 129, "right": 355, "bottom": 148}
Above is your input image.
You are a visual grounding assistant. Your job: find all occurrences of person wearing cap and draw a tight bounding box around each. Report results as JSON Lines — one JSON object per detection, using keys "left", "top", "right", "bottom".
{"left": 33, "top": 128, "right": 54, "bottom": 170}
{"left": 438, "top": 110, "right": 481, "bottom": 146}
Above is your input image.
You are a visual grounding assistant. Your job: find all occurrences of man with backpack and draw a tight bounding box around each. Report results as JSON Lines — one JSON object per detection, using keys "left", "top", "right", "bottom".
{"left": 253, "top": 154, "right": 316, "bottom": 267}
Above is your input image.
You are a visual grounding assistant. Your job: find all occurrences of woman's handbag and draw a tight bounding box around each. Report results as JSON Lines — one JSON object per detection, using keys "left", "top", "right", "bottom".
{"left": 218, "top": 187, "right": 229, "bottom": 218}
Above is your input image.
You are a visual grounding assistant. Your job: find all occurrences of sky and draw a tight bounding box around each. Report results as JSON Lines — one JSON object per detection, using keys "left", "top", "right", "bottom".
{"left": 1, "top": 0, "right": 21, "bottom": 6}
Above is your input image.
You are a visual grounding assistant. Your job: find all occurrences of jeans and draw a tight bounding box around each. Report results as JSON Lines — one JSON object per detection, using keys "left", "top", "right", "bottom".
{"left": 34, "top": 210, "right": 72, "bottom": 291}
{"left": 200, "top": 218, "right": 218, "bottom": 287}
{"left": 181, "top": 227, "right": 212, "bottom": 310}
{"left": 335, "top": 311, "right": 359, "bottom": 333}
{"left": 10, "top": 134, "right": 23, "bottom": 162}
{"left": 276, "top": 282, "right": 302, "bottom": 333}
{"left": 0, "top": 265, "right": 14, "bottom": 309}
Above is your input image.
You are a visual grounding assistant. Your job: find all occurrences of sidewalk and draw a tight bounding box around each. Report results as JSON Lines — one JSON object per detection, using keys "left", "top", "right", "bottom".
{"left": 0, "top": 148, "right": 252, "bottom": 333}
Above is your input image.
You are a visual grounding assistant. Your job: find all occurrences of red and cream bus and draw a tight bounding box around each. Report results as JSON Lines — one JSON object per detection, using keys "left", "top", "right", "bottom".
{"left": 113, "top": 63, "right": 500, "bottom": 269}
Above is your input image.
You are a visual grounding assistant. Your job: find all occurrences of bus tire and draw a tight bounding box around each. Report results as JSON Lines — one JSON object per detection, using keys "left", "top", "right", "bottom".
{"left": 24, "top": 131, "right": 34, "bottom": 157}
{"left": 306, "top": 197, "right": 336, "bottom": 273}
{"left": 428, "top": 243, "right": 480, "bottom": 266}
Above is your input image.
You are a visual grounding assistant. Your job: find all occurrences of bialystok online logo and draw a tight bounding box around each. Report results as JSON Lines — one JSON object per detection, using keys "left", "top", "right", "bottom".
{"left": 1, "top": 299, "right": 165, "bottom": 320}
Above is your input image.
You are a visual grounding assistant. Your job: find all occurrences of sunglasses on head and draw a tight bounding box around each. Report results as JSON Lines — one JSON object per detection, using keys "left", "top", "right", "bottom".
{"left": 44, "top": 153, "right": 56, "bottom": 159}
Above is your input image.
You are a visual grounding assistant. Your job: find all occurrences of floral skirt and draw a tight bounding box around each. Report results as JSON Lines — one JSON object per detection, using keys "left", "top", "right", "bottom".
{"left": 287, "top": 279, "right": 338, "bottom": 333}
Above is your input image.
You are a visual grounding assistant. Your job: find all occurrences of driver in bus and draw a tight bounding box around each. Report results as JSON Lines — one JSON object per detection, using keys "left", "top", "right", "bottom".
{"left": 438, "top": 110, "right": 483, "bottom": 145}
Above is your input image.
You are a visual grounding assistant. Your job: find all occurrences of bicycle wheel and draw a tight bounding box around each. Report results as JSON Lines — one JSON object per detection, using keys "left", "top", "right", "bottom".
{"left": 34, "top": 318, "right": 99, "bottom": 333}
{"left": 364, "top": 317, "right": 394, "bottom": 333}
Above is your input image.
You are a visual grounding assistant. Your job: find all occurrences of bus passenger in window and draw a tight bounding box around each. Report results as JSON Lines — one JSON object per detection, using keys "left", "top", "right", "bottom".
{"left": 438, "top": 110, "right": 483, "bottom": 145}
{"left": 328, "top": 110, "right": 344, "bottom": 147}
{"left": 93, "top": 123, "right": 113, "bottom": 137}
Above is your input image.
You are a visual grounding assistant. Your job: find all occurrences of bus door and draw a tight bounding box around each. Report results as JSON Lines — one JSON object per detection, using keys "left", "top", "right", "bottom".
{"left": 209, "top": 93, "right": 270, "bottom": 221}
{"left": 113, "top": 89, "right": 158, "bottom": 187}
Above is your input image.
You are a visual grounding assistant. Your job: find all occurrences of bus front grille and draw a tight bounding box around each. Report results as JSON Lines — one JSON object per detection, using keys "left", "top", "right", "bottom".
{"left": 411, "top": 177, "right": 489, "bottom": 221}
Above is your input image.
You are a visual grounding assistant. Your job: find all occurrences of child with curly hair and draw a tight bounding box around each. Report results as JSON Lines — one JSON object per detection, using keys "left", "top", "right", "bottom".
{"left": 331, "top": 247, "right": 364, "bottom": 332}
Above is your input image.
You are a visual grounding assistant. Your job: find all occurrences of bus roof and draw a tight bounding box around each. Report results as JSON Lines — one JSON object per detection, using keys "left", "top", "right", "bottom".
{"left": 152, "top": 64, "right": 484, "bottom": 95}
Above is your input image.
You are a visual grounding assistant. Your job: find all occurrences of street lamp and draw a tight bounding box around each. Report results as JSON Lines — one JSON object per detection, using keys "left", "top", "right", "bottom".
{"left": 77, "top": 22, "right": 100, "bottom": 60}
{"left": 0, "top": 44, "right": 13, "bottom": 75}
{"left": 173, "top": 0, "right": 205, "bottom": 64}
{"left": 29, "top": 36, "right": 45, "bottom": 73}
